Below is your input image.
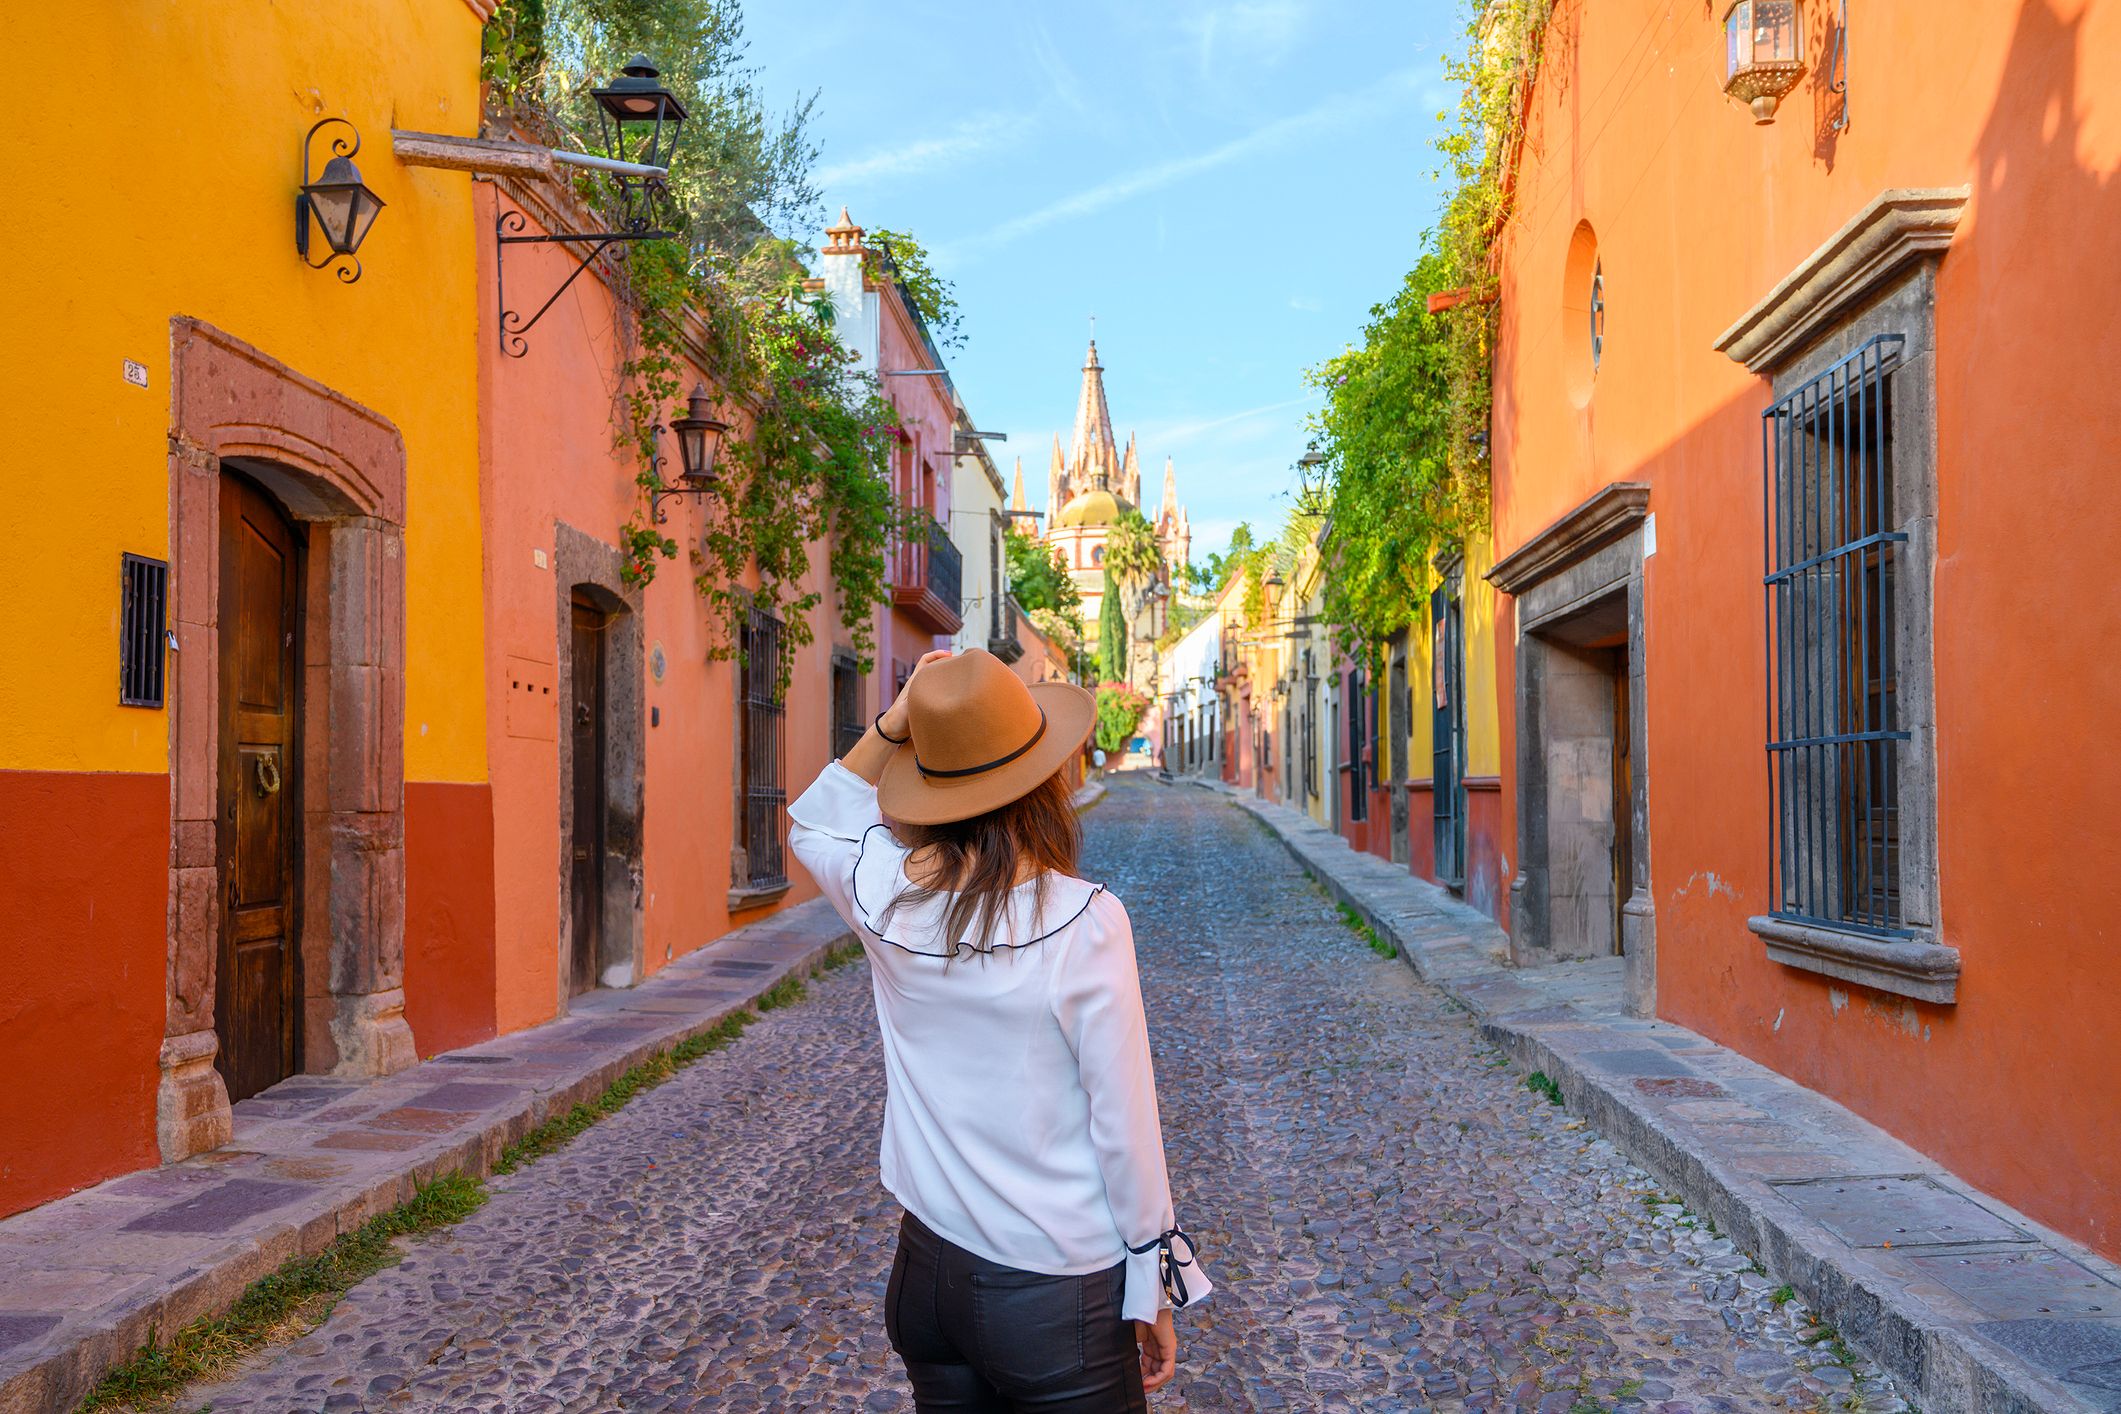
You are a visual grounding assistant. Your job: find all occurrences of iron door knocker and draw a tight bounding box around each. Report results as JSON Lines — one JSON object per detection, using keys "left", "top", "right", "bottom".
{"left": 255, "top": 754, "right": 282, "bottom": 798}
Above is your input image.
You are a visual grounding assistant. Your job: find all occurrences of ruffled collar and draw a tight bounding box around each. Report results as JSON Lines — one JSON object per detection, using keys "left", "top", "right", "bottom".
{"left": 849, "top": 824, "right": 1103, "bottom": 958}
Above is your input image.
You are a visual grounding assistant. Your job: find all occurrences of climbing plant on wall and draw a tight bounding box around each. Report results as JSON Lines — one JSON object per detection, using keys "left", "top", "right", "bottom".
{"left": 1306, "top": 0, "right": 1553, "bottom": 661}
{"left": 483, "top": 0, "right": 921, "bottom": 689}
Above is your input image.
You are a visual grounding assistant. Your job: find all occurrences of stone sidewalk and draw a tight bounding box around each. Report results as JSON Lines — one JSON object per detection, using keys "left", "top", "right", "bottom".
{"left": 0, "top": 899, "right": 854, "bottom": 1414}
{"left": 1200, "top": 779, "right": 2121, "bottom": 1414}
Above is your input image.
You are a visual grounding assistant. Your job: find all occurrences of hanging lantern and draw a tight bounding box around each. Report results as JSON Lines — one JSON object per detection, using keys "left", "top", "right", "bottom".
{"left": 670, "top": 383, "right": 730, "bottom": 489}
{"left": 1724, "top": 0, "right": 1806, "bottom": 124}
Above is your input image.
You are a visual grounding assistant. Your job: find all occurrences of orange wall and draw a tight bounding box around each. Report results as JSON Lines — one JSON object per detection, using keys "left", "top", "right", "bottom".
{"left": 476, "top": 185, "right": 834, "bottom": 1037}
{"left": 0, "top": 771, "right": 166, "bottom": 1214}
{"left": 1491, "top": 0, "right": 2121, "bottom": 1255}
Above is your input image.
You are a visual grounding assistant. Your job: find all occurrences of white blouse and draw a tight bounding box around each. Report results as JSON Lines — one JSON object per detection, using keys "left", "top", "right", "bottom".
{"left": 787, "top": 762, "right": 1210, "bottom": 1324}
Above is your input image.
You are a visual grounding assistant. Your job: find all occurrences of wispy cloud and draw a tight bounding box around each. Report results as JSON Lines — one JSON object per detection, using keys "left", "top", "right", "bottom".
{"left": 1024, "top": 16, "right": 1092, "bottom": 117}
{"left": 1144, "top": 392, "right": 1321, "bottom": 447}
{"left": 1182, "top": 0, "right": 1310, "bottom": 77}
{"left": 1287, "top": 295, "right": 1322, "bottom": 312}
{"left": 815, "top": 113, "right": 1033, "bottom": 190}
{"left": 947, "top": 66, "right": 1434, "bottom": 258}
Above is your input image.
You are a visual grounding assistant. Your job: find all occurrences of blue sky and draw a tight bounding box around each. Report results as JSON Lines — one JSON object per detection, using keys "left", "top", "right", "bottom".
{"left": 743, "top": 0, "right": 1465, "bottom": 561}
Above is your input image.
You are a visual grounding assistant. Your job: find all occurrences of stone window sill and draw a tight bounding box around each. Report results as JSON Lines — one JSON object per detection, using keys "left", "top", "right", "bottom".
{"left": 1748, "top": 915, "right": 1959, "bottom": 1004}
{"left": 728, "top": 882, "right": 792, "bottom": 914}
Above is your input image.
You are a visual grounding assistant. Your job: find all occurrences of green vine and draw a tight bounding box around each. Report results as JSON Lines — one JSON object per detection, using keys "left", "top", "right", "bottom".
{"left": 1304, "top": 0, "right": 1552, "bottom": 661}
{"left": 483, "top": 0, "right": 910, "bottom": 689}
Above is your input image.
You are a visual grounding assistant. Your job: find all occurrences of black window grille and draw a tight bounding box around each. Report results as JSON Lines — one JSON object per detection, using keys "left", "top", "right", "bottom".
{"left": 1764, "top": 333, "right": 1908, "bottom": 935}
{"left": 120, "top": 554, "right": 169, "bottom": 708}
{"left": 738, "top": 606, "right": 787, "bottom": 891}
{"left": 1346, "top": 666, "right": 1369, "bottom": 821}
{"left": 830, "top": 653, "right": 864, "bottom": 760}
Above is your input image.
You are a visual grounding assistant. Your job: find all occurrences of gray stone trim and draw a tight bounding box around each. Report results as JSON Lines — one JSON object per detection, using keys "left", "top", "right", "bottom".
{"left": 1499, "top": 500, "right": 1655, "bottom": 1015}
{"left": 1714, "top": 187, "right": 1970, "bottom": 373}
{"left": 728, "top": 882, "right": 793, "bottom": 914}
{"left": 1486, "top": 483, "right": 1650, "bottom": 596}
{"left": 1749, "top": 916, "right": 1960, "bottom": 1004}
{"left": 553, "top": 523, "right": 646, "bottom": 1002}
{"left": 1761, "top": 264, "right": 1943, "bottom": 940}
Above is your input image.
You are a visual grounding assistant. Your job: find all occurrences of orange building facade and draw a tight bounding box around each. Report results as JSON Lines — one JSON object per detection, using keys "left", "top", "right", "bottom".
{"left": 0, "top": 10, "right": 983, "bottom": 1222}
{"left": 1487, "top": 0, "right": 2121, "bottom": 1258}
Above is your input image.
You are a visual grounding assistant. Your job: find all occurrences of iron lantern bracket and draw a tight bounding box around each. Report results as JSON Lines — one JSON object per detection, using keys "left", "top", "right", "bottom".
{"left": 496, "top": 208, "right": 675, "bottom": 357}
{"left": 640, "top": 427, "right": 713, "bottom": 524}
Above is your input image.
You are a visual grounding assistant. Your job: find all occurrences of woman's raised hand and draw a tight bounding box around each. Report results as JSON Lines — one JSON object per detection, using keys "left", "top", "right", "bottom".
{"left": 879, "top": 648, "right": 957, "bottom": 741}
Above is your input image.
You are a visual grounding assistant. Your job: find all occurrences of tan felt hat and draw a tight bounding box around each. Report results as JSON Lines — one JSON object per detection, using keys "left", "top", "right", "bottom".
{"left": 875, "top": 649, "right": 1096, "bottom": 826}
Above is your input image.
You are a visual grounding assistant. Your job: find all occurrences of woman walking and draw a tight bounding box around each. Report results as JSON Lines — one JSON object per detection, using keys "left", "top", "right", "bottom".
{"left": 788, "top": 648, "right": 1210, "bottom": 1411}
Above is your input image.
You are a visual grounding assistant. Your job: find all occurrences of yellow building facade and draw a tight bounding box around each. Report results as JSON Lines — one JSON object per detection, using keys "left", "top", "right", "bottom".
{"left": 0, "top": 0, "right": 491, "bottom": 1217}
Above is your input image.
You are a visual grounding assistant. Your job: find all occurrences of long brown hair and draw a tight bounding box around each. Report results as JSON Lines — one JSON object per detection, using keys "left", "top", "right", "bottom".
{"left": 884, "top": 769, "right": 1082, "bottom": 955}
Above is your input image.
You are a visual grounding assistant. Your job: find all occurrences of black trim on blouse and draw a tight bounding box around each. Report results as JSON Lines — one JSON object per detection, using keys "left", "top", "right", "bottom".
{"left": 849, "top": 823, "right": 1104, "bottom": 959}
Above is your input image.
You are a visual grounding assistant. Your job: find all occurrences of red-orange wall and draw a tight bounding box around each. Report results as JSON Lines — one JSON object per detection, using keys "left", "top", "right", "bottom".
{"left": 1490, "top": 0, "right": 2121, "bottom": 1256}
{"left": 0, "top": 771, "right": 165, "bottom": 1216}
{"left": 476, "top": 185, "right": 834, "bottom": 1038}
{"left": 404, "top": 781, "right": 498, "bottom": 1057}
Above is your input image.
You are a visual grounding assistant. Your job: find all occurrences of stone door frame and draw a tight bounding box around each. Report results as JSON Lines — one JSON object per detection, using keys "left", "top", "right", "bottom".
{"left": 160, "top": 318, "right": 416, "bottom": 1162}
{"left": 552, "top": 523, "right": 646, "bottom": 1003}
{"left": 1489, "top": 483, "right": 1656, "bottom": 1016}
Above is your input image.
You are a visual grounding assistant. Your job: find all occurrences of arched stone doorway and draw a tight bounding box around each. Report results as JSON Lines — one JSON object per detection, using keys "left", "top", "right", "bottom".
{"left": 160, "top": 319, "right": 415, "bottom": 1162}
{"left": 553, "top": 525, "right": 645, "bottom": 1004}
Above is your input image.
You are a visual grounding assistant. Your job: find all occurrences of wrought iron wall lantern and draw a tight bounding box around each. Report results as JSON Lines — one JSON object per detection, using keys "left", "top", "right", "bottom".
{"left": 1295, "top": 446, "right": 1330, "bottom": 515}
{"left": 297, "top": 119, "right": 385, "bottom": 283}
{"left": 648, "top": 384, "right": 731, "bottom": 522}
{"left": 497, "top": 54, "right": 687, "bottom": 356}
{"left": 1723, "top": 0, "right": 1806, "bottom": 123}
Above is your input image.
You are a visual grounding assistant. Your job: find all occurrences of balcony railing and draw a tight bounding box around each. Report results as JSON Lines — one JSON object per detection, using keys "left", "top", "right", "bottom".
{"left": 891, "top": 512, "right": 964, "bottom": 635}
{"left": 989, "top": 595, "right": 1024, "bottom": 663}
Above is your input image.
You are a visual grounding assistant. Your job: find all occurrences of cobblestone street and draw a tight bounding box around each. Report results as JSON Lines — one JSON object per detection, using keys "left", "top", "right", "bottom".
{"left": 190, "top": 777, "right": 1903, "bottom": 1413}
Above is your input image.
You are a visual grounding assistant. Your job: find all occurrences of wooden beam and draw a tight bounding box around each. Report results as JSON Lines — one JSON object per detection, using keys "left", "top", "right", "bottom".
{"left": 391, "top": 130, "right": 555, "bottom": 180}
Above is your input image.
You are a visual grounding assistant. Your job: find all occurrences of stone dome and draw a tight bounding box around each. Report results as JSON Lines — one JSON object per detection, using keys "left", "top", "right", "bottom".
{"left": 1055, "top": 486, "right": 1131, "bottom": 528}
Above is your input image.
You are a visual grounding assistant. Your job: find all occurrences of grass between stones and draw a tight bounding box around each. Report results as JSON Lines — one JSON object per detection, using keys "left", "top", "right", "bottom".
{"left": 1335, "top": 901, "right": 1399, "bottom": 959}
{"left": 76, "top": 941, "right": 867, "bottom": 1413}
{"left": 75, "top": 1174, "right": 485, "bottom": 1413}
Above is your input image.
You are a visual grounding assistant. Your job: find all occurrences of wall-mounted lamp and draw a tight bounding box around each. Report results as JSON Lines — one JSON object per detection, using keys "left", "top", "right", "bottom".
{"left": 297, "top": 119, "right": 384, "bottom": 283}
{"left": 649, "top": 384, "right": 731, "bottom": 522}
{"left": 1295, "top": 446, "right": 1330, "bottom": 515}
{"left": 498, "top": 54, "right": 686, "bottom": 356}
{"left": 1723, "top": 0, "right": 1806, "bottom": 124}
{"left": 591, "top": 54, "right": 689, "bottom": 232}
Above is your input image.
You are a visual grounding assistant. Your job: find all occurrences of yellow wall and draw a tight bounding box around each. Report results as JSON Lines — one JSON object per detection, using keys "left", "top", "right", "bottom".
{"left": 0, "top": 0, "right": 487, "bottom": 782}
{"left": 1378, "top": 533, "right": 1499, "bottom": 783}
{"left": 1460, "top": 533, "right": 1501, "bottom": 778}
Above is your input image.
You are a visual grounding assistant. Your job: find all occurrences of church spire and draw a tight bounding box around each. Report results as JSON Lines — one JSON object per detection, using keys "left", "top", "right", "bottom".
{"left": 1159, "top": 455, "right": 1178, "bottom": 526}
{"left": 1047, "top": 433, "right": 1065, "bottom": 514}
{"left": 1067, "top": 340, "right": 1119, "bottom": 493}
{"left": 1010, "top": 457, "right": 1028, "bottom": 514}
{"left": 1121, "top": 432, "right": 1140, "bottom": 505}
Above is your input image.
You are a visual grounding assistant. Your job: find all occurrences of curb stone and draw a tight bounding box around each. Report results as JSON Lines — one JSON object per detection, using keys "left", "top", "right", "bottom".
{"left": 0, "top": 898, "right": 855, "bottom": 1414}
{"left": 1201, "top": 777, "right": 2121, "bottom": 1414}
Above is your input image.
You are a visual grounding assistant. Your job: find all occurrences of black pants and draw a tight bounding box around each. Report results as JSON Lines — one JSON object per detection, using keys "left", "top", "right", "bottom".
{"left": 885, "top": 1211, "right": 1149, "bottom": 1413}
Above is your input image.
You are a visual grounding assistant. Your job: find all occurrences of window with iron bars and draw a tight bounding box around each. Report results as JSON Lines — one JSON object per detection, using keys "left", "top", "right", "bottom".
{"left": 830, "top": 651, "right": 864, "bottom": 761}
{"left": 1764, "top": 334, "right": 1907, "bottom": 935}
{"left": 737, "top": 606, "right": 787, "bottom": 892}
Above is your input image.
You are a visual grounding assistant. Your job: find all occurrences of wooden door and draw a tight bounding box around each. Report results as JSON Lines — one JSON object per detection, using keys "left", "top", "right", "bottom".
{"left": 215, "top": 475, "right": 301, "bottom": 1102}
{"left": 568, "top": 598, "right": 605, "bottom": 997}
